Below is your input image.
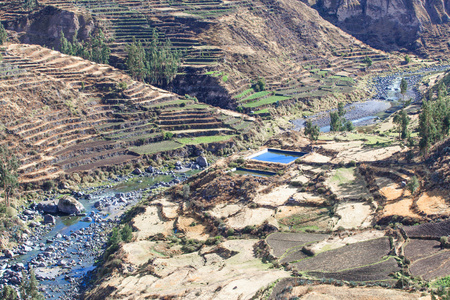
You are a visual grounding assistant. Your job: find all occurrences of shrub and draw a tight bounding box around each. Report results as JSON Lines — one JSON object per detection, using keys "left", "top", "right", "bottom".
{"left": 407, "top": 176, "right": 419, "bottom": 194}
{"left": 235, "top": 157, "right": 245, "bottom": 164}
{"left": 316, "top": 187, "right": 326, "bottom": 194}
{"left": 118, "top": 82, "right": 127, "bottom": 91}
{"left": 243, "top": 225, "right": 255, "bottom": 234}
{"left": 120, "top": 224, "right": 133, "bottom": 243}
{"left": 227, "top": 228, "right": 235, "bottom": 236}
{"left": 404, "top": 55, "right": 411, "bottom": 64}
{"left": 164, "top": 131, "right": 174, "bottom": 140}
{"left": 229, "top": 162, "right": 238, "bottom": 168}
{"left": 42, "top": 180, "right": 54, "bottom": 191}
{"left": 182, "top": 184, "right": 190, "bottom": 200}
{"left": 1, "top": 285, "right": 17, "bottom": 299}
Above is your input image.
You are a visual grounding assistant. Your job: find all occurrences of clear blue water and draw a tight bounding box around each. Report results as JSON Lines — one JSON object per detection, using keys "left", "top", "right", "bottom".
{"left": 250, "top": 150, "right": 305, "bottom": 164}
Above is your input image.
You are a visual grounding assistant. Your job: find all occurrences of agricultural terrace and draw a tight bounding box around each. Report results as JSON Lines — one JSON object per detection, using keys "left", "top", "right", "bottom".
{"left": 0, "top": 43, "right": 254, "bottom": 184}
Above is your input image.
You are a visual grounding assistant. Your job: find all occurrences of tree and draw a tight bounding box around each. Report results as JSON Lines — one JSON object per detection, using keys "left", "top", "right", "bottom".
{"left": 393, "top": 109, "right": 410, "bottom": 140}
{"left": 304, "top": 120, "right": 319, "bottom": 141}
{"left": 337, "top": 102, "right": 346, "bottom": 117}
{"left": 363, "top": 56, "right": 372, "bottom": 67}
{"left": 418, "top": 91, "right": 450, "bottom": 154}
{"left": 344, "top": 120, "right": 354, "bottom": 131}
{"left": 59, "top": 29, "right": 110, "bottom": 64}
{"left": 126, "top": 37, "right": 146, "bottom": 81}
{"left": 126, "top": 31, "right": 181, "bottom": 85}
{"left": 20, "top": 268, "right": 44, "bottom": 300}
{"left": 407, "top": 176, "right": 419, "bottom": 194}
{"left": 0, "top": 23, "right": 7, "bottom": 45}
{"left": 0, "top": 146, "right": 19, "bottom": 207}
{"left": 329, "top": 111, "right": 341, "bottom": 132}
{"left": 418, "top": 100, "right": 436, "bottom": 154}
{"left": 329, "top": 103, "right": 353, "bottom": 132}
{"left": 404, "top": 55, "right": 411, "bottom": 64}
{"left": 23, "top": 0, "right": 39, "bottom": 10}
{"left": 252, "top": 77, "right": 265, "bottom": 92}
{"left": 1, "top": 285, "right": 18, "bottom": 300}
{"left": 400, "top": 78, "right": 408, "bottom": 101}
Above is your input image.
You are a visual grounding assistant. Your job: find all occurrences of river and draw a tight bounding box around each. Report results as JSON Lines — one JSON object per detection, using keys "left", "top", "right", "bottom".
{"left": 0, "top": 166, "right": 200, "bottom": 299}
{"left": 291, "top": 65, "right": 450, "bottom": 132}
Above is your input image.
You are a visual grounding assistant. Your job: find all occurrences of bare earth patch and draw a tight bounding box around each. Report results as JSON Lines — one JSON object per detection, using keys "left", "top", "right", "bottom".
{"left": 132, "top": 206, "right": 175, "bottom": 240}
{"left": 334, "top": 202, "right": 374, "bottom": 230}
{"left": 275, "top": 206, "right": 306, "bottom": 219}
{"left": 326, "top": 168, "right": 370, "bottom": 200}
{"left": 321, "top": 140, "right": 364, "bottom": 151}
{"left": 90, "top": 240, "right": 289, "bottom": 299}
{"left": 379, "top": 181, "right": 410, "bottom": 201}
{"left": 155, "top": 197, "right": 179, "bottom": 219}
{"left": 301, "top": 152, "right": 331, "bottom": 163}
{"left": 310, "top": 230, "right": 385, "bottom": 254}
{"left": 176, "top": 216, "right": 208, "bottom": 241}
{"left": 226, "top": 207, "right": 275, "bottom": 230}
{"left": 253, "top": 184, "right": 299, "bottom": 206}
{"left": 383, "top": 198, "right": 420, "bottom": 218}
{"left": 207, "top": 203, "right": 243, "bottom": 219}
{"left": 333, "top": 145, "right": 403, "bottom": 163}
{"left": 291, "top": 192, "right": 327, "bottom": 206}
{"left": 417, "top": 190, "right": 450, "bottom": 215}
{"left": 122, "top": 241, "right": 162, "bottom": 266}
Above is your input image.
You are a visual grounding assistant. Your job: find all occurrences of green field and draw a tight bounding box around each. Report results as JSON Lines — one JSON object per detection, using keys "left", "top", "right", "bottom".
{"left": 234, "top": 88, "right": 254, "bottom": 99}
{"left": 243, "top": 95, "right": 291, "bottom": 108}
{"left": 253, "top": 108, "right": 270, "bottom": 114}
{"left": 242, "top": 91, "right": 271, "bottom": 101}
{"left": 176, "top": 135, "right": 236, "bottom": 145}
{"left": 130, "top": 140, "right": 183, "bottom": 155}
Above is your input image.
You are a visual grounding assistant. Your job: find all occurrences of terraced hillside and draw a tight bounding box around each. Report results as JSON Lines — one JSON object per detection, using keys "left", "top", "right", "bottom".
{"left": 1, "top": 0, "right": 401, "bottom": 111}
{"left": 0, "top": 43, "right": 245, "bottom": 184}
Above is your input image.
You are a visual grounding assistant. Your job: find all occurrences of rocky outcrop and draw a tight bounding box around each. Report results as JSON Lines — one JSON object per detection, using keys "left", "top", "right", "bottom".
{"left": 37, "top": 200, "right": 58, "bottom": 214}
{"left": 57, "top": 196, "right": 85, "bottom": 215}
{"left": 5, "top": 6, "right": 95, "bottom": 50}
{"left": 312, "top": 0, "right": 450, "bottom": 53}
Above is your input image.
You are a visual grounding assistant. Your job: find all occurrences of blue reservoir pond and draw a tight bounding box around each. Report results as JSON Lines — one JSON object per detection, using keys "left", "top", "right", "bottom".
{"left": 250, "top": 150, "right": 306, "bottom": 164}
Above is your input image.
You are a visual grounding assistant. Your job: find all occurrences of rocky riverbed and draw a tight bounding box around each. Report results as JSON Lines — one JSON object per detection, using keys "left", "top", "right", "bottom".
{"left": 0, "top": 160, "right": 205, "bottom": 299}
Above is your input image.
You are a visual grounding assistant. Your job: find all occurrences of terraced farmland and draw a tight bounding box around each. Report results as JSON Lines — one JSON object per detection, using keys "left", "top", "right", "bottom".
{"left": 0, "top": 0, "right": 399, "bottom": 114}
{"left": 0, "top": 43, "right": 244, "bottom": 184}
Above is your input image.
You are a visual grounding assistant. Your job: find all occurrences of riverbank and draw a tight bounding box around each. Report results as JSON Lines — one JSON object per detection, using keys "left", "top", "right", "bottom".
{"left": 291, "top": 65, "right": 450, "bottom": 132}
{"left": 0, "top": 161, "right": 205, "bottom": 299}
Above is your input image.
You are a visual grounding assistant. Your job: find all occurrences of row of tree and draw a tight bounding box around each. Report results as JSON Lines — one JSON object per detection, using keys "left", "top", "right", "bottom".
{"left": 418, "top": 82, "right": 450, "bottom": 153}
{"left": 330, "top": 102, "right": 354, "bottom": 132}
{"left": 59, "top": 30, "right": 111, "bottom": 64}
{"left": 126, "top": 30, "right": 181, "bottom": 86}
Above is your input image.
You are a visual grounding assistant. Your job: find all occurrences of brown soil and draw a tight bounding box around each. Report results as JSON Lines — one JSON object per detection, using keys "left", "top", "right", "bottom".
{"left": 292, "top": 237, "right": 391, "bottom": 273}
{"left": 417, "top": 190, "right": 450, "bottom": 216}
